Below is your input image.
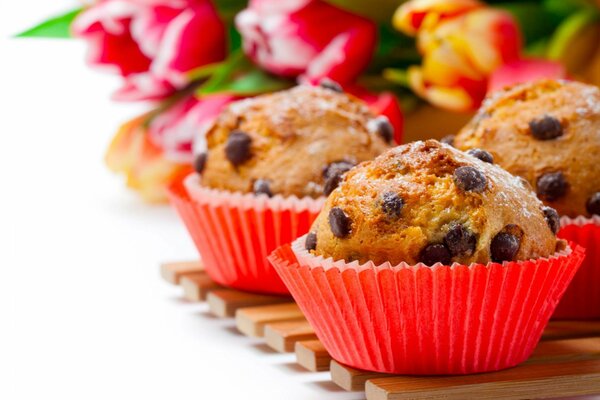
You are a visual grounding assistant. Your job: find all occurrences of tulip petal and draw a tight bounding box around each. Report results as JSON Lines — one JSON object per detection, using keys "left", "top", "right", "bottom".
{"left": 105, "top": 113, "right": 193, "bottom": 203}
{"left": 393, "top": 0, "right": 482, "bottom": 35}
{"left": 152, "top": 3, "right": 226, "bottom": 87}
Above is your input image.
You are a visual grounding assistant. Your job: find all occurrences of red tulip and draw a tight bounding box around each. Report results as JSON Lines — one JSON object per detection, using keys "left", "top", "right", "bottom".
{"left": 235, "top": 0, "right": 377, "bottom": 85}
{"left": 72, "top": 0, "right": 226, "bottom": 101}
{"left": 346, "top": 85, "right": 404, "bottom": 144}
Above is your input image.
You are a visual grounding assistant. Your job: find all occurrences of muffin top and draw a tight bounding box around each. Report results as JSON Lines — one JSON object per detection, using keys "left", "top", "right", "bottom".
{"left": 454, "top": 79, "right": 600, "bottom": 218}
{"left": 307, "top": 140, "right": 562, "bottom": 266}
{"left": 193, "top": 84, "right": 392, "bottom": 198}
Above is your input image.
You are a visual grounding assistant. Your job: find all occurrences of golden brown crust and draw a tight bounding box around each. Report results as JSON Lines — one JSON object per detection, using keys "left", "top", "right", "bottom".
{"left": 455, "top": 79, "right": 600, "bottom": 217}
{"left": 311, "top": 140, "right": 559, "bottom": 266}
{"left": 199, "top": 85, "right": 391, "bottom": 198}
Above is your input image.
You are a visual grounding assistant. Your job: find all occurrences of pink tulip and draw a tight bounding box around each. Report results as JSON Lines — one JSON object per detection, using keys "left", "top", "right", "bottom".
{"left": 72, "top": 0, "right": 227, "bottom": 101}
{"left": 488, "top": 59, "right": 567, "bottom": 94}
{"left": 235, "top": 0, "right": 377, "bottom": 85}
{"left": 148, "top": 94, "right": 237, "bottom": 163}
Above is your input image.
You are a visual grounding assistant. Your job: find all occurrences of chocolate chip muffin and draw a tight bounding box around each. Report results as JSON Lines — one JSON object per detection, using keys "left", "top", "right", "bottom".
{"left": 454, "top": 79, "right": 600, "bottom": 218}
{"left": 194, "top": 84, "right": 392, "bottom": 198}
{"left": 307, "top": 140, "right": 561, "bottom": 266}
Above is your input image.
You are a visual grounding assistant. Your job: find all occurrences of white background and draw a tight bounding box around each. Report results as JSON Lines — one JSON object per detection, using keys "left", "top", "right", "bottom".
{"left": 0, "top": 2, "right": 364, "bottom": 399}
{"left": 1, "top": 2, "right": 598, "bottom": 400}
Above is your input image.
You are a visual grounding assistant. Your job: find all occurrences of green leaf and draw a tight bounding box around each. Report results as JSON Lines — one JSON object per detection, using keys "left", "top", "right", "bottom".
{"left": 383, "top": 68, "right": 410, "bottom": 87}
{"left": 15, "top": 8, "right": 82, "bottom": 39}
{"left": 202, "top": 69, "right": 292, "bottom": 95}
{"left": 496, "top": 2, "right": 562, "bottom": 46}
{"left": 546, "top": 8, "right": 600, "bottom": 59}
{"left": 196, "top": 50, "right": 292, "bottom": 96}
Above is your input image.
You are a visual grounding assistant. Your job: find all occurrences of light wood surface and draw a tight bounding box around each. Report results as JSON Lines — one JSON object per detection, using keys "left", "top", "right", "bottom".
{"left": 180, "top": 272, "right": 222, "bottom": 302}
{"left": 264, "top": 320, "right": 317, "bottom": 352}
{"left": 207, "top": 289, "right": 290, "bottom": 318}
{"left": 236, "top": 303, "right": 304, "bottom": 337}
{"left": 160, "top": 261, "right": 203, "bottom": 284}
{"left": 331, "top": 360, "right": 393, "bottom": 392}
{"left": 295, "top": 340, "right": 331, "bottom": 372}
{"left": 366, "top": 337, "right": 600, "bottom": 400}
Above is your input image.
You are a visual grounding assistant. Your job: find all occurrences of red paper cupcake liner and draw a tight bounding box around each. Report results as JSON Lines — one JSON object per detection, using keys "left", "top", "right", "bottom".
{"left": 167, "top": 174, "right": 324, "bottom": 295}
{"left": 269, "top": 236, "right": 585, "bottom": 375}
{"left": 552, "top": 216, "right": 600, "bottom": 320}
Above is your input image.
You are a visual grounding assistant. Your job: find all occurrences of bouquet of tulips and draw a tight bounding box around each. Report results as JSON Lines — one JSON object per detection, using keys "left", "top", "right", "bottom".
{"left": 20, "top": 0, "right": 600, "bottom": 202}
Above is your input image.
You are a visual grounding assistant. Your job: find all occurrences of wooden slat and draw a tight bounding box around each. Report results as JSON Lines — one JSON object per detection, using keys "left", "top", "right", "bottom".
{"left": 180, "top": 272, "right": 221, "bottom": 301}
{"left": 366, "top": 337, "right": 600, "bottom": 400}
{"left": 160, "top": 261, "right": 203, "bottom": 284}
{"left": 366, "top": 359, "right": 600, "bottom": 400}
{"left": 296, "top": 340, "right": 331, "bottom": 372}
{"left": 207, "top": 289, "right": 290, "bottom": 318}
{"left": 542, "top": 320, "right": 600, "bottom": 341}
{"left": 331, "top": 360, "right": 393, "bottom": 392}
{"left": 264, "top": 320, "right": 317, "bottom": 352}
{"left": 236, "top": 303, "right": 304, "bottom": 337}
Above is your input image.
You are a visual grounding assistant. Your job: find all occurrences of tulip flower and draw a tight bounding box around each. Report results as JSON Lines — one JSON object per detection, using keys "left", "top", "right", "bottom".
{"left": 488, "top": 59, "right": 567, "bottom": 94}
{"left": 346, "top": 85, "right": 404, "bottom": 144}
{"left": 235, "top": 0, "right": 377, "bottom": 85}
{"left": 393, "top": 0, "right": 481, "bottom": 34}
{"left": 394, "top": 0, "right": 521, "bottom": 111}
{"left": 72, "top": 0, "right": 227, "bottom": 101}
{"left": 105, "top": 94, "right": 236, "bottom": 202}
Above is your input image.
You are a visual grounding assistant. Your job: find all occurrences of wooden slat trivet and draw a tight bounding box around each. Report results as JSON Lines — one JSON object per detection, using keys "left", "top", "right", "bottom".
{"left": 207, "top": 289, "right": 290, "bottom": 318}
{"left": 331, "top": 360, "right": 394, "bottom": 391}
{"left": 236, "top": 303, "right": 304, "bottom": 337}
{"left": 360, "top": 337, "right": 600, "bottom": 400}
{"left": 264, "top": 320, "right": 317, "bottom": 352}
{"left": 180, "top": 272, "right": 222, "bottom": 301}
{"left": 160, "top": 261, "right": 204, "bottom": 284}
{"left": 541, "top": 320, "right": 600, "bottom": 341}
{"left": 331, "top": 329, "right": 600, "bottom": 395}
{"left": 161, "top": 261, "right": 600, "bottom": 399}
{"left": 295, "top": 340, "right": 331, "bottom": 372}
{"left": 331, "top": 321, "right": 600, "bottom": 391}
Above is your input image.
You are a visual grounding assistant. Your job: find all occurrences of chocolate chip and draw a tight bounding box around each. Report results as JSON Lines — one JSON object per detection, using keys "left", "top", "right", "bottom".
{"left": 305, "top": 232, "right": 317, "bottom": 251}
{"left": 319, "top": 78, "right": 343, "bottom": 93}
{"left": 529, "top": 115, "right": 563, "bottom": 140}
{"left": 444, "top": 224, "right": 476, "bottom": 257}
{"left": 490, "top": 232, "right": 520, "bottom": 262}
{"left": 536, "top": 172, "right": 567, "bottom": 201}
{"left": 542, "top": 206, "right": 560, "bottom": 235}
{"left": 324, "top": 175, "right": 343, "bottom": 196}
{"left": 328, "top": 207, "right": 351, "bottom": 238}
{"left": 225, "top": 131, "right": 252, "bottom": 166}
{"left": 419, "top": 244, "right": 452, "bottom": 266}
{"left": 323, "top": 161, "right": 354, "bottom": 196}
{"left": 381, "top": 192, "right": 404, "bottom": 218}
{"left": 440, "top": 135, "right": 455, "bottom": 147}
{"left": 193, "top": 152, "right": 207, "bottom": 174}
{"left": 368, "top": 116, "right": 394, "bottom": 143}
{"left": 323, "top": 161, "right": 354, "bottom": 179}
{"left": 467, "top": 148, "right": 494, "bottom": 164}
{"left": 253, "top": 179, "right": 273, "bottom": 197}
{"left": 454, "top": 166, "right": 487, "bottom": 193}
{"left": 587, "top": 192, "right": 600, "bottom": 216}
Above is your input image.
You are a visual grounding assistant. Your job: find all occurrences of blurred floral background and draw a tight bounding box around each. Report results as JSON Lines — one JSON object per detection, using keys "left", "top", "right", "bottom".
{"left": 20, "top": 0, "right": 600, "bottom": 202}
